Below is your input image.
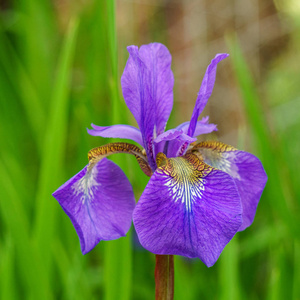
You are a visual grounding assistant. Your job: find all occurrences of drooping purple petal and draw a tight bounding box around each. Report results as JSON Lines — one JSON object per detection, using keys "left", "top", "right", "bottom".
{"left": 121, "top": 43, "right": 174, "bottom": 170}
{"left": 133, "top": 154, "right": 242, "bottom": 267}
{"left": 53, "top": 158, "right": 135, "bottom": 254}
{"left": 87, "top": 124, "right": 143, "bottom": 146}
{"left": 193, "top": 141, "right": 267, "bottom": 231}
{"left": 187, "top": 54, "right": 229, "bottom": 137}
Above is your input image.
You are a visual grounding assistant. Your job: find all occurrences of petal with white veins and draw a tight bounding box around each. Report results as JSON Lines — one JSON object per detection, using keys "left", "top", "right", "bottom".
{"left": 133, "top": 153, "right": 242, "bottom": 267}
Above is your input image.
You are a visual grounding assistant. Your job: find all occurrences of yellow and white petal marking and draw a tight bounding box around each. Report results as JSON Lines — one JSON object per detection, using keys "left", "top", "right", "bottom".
{"left": 134, "top": 151, "right": 242, "bottom": 265}
{"left": 191, "top": 140, "right": 268, "bottom": 231}
{"left": 191, "top": 141, "right": 241, "bottom": 180}
{"left": 156, "top": 153, "right": 213, "bottom": 212}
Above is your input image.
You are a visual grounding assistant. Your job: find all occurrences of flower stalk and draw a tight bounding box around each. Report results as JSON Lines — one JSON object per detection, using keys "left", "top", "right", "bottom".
{"left": 155, "top": 255, "right": 174, "bottom": 300}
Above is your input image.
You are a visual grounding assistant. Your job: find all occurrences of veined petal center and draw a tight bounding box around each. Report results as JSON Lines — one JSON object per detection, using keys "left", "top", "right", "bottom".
{"left": 156, "top": 153, "right": 213, "bottom": 212}
{"left": 134, "top": 151, "right": 242, "bottom": 266}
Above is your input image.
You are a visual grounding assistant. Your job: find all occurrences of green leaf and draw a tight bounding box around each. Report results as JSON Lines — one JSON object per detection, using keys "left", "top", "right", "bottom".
{"left": 219, "top": 236, "right": 241, "bottom": 300}
{"left": 0, "top": 160, "right": 52, "bottom": 299}
{"left": 33, "top": 17, "right": 79, "bottom": 273}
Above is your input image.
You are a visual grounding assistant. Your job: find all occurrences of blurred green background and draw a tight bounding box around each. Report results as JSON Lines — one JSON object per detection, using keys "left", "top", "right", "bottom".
{"left": 0, "top": 0, "right": 299, "bottom": 299}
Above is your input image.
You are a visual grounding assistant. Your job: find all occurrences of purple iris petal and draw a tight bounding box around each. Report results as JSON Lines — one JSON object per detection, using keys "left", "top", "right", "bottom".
{"left": 87, "top": 124, "right": 143, "bottom": 146}
{"left": 232, "top": 151, "right": 267, "bottom": 231}
{"left": 176, "top": 116, "right": 209, "bottom": 131}
{"left": 133, "top": 155, "right": 242, "bottom": 267}
{"left": 195, "top": 142, "right": 267, "bottom": 231}
{"left": 187, "top": 54, "right": 229, "bottom": 137}
{"left": 153, "top": 129, "right": 197, "bottom": 158}
{"left": 121, "top": 43, "right": 174, "bottom": 169}
{"left": 176, "top": 116, "right": 218, "bottom": 137}
{"left": 154, "top": 129, "right": 196, "bottom": 144}
{"left": 53, "top": 158, "right": 135, "bottom": 254}
{"left": 161, "top": 117, "right": 218, "bottom": 158}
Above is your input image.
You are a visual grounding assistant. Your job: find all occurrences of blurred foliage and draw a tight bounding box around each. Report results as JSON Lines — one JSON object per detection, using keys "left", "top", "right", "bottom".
{"left": 0, "top": 0, "right": 299, "bottom": 299}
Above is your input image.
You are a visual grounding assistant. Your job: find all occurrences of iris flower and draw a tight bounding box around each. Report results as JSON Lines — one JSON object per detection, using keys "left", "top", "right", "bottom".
{"left": 53, "top": 43, "right": 267, "bottom": 267}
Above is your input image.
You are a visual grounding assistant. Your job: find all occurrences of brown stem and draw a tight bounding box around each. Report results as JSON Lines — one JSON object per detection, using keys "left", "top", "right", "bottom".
{"left": 155, "top": 255, "right": 174, "bottom": 300}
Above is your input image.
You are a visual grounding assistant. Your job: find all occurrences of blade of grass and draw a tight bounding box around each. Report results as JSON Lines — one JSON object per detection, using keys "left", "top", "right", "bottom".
{"left": 33, "top": 17, "right": 79, "bottom": 272}
{"left": 15, "top": 0, "right": 56, "bottom": 99}
{"left": 106, "top": 0, "right": 120, "bottom": 124}
{"left": 174, "top": 257, "right": 194, "bottom": 300}
{"left": 292, "top": 239, "right": 300, "bottom": 300}
{"left": 1, "top": 151, "right": 33, "bottom": 211}
{"left": 0, "top": 235, "right": 17, "bottom": 300}
{"left": 104, "top": 235, "right": 132, "bottom": 300}
{"left": 0, "top": 160, "right": 52, "bottom": 299}
{"left": 52, "top": 239, "right": 93, "bottom": 300}
{"left": 0, "top": 67, "right": 25, "bottom": 159}
{"left": 103, "top": 1, "right": 132, "bottom": 299}
{"left": 51, "top": 239, "right": 71, "bottom": 299}
{"left": 267, "top": 247, "right": 281, "bottom": 300}
{"left": 219, "top": 236, "right": 241, "bottom": 300}
{"left": 0, "top": 19, "right": 45, "bottom": 151}
{"left": 240, "top": 223, "right": 286, "bottom": 259}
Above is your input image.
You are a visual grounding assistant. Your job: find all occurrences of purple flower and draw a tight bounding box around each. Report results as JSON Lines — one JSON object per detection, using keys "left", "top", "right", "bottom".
{"left": 53, "top": 43, "right": 267, "bottom": 267}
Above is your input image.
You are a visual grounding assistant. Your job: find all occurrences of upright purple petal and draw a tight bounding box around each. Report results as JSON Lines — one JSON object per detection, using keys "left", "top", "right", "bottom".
{"left": 87, "top": 124, "right": 143, "bottom": 146}
{"left": 187, "top": 54, "right": 228, "bottom": 137}
{"left": 193, "top": 141, "right": 267, "bottom": 231}
{"left": 53, "top": 158, "right": 135, "bottom": 254}
{"left": 133, "top": 154, "right": 242, "bottom": 267}
{"left": 121, "top": 43, "right": 174, "bottom": 170}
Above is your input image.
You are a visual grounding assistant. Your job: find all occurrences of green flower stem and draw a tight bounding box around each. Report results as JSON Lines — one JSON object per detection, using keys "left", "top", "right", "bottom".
{"left": 155, "top": 255, "right": 174, "bottom": 300}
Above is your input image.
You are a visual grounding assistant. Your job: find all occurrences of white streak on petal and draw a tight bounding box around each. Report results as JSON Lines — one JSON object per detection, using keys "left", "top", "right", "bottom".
{"left": 72, "top": 166, "right": 101, "bottom": 204}
{"left": 158, "top": 157, "right": 207, "bottom": 212}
